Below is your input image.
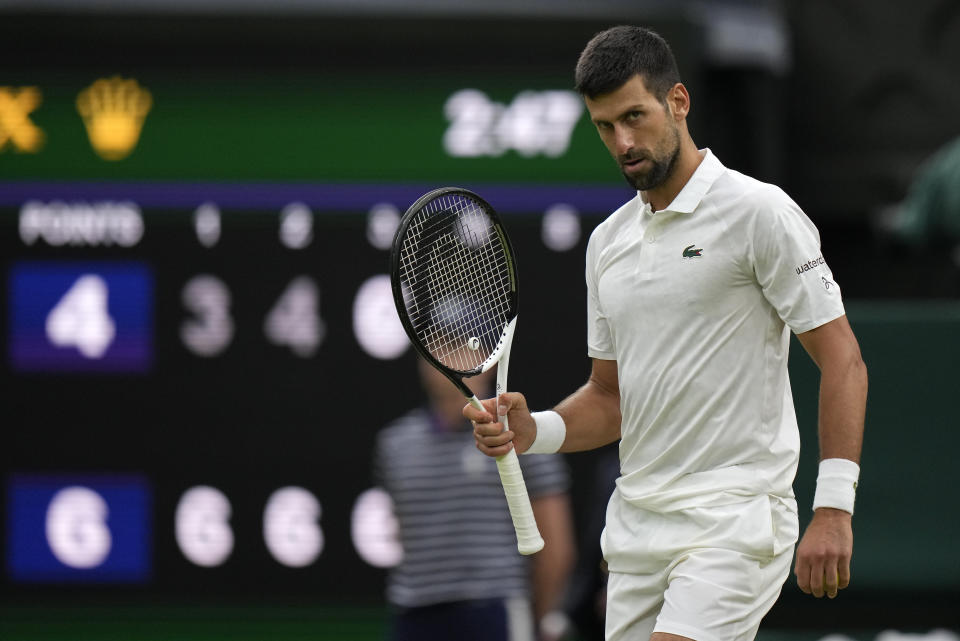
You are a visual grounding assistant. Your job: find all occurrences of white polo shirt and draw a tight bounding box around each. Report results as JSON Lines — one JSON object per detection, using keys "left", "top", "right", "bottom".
{"left": 587, "top": 150, "right": 845, "bottom": 569}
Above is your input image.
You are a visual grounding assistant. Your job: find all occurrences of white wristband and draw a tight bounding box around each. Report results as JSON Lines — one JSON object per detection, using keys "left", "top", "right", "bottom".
{"left": 812, "top": 458, "right": 860, "bottom": 514}
{"left": 525, "top": 410, "right": 566, "bottom": 454}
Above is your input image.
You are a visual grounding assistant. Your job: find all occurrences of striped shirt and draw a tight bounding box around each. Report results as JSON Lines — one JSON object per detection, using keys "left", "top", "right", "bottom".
{"left": 374, "top": 408, "right": 570, "bottom": 608}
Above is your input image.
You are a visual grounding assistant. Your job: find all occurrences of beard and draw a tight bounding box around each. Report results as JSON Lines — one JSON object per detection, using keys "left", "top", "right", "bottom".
{"left": 619, "top": 125, "right": 681, "bottom": 192}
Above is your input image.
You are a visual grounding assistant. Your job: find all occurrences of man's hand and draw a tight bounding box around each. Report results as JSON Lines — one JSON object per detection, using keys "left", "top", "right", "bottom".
{"left": 464, "top": 392, "right": 536, "bottom": 457}
{"left": 794, "top": 507, "right": 853, "bottom": 598}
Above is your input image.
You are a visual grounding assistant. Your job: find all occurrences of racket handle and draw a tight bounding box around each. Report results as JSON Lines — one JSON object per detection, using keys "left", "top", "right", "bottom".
{"left": 495, "top": 448, "right": 545, "bottom": 555}
{"left": 468, "top": 396, "right": 544, "bottom": 555}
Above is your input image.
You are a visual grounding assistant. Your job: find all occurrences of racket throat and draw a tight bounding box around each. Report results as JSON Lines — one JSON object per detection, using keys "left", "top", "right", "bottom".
{"left": 482, "top": 316, "right": 517, "bottom": 375}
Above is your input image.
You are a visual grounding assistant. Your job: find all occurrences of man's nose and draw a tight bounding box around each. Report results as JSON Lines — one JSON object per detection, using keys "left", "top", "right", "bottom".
{"left": 614, "top": 124, "right": 634, "bottom": 156}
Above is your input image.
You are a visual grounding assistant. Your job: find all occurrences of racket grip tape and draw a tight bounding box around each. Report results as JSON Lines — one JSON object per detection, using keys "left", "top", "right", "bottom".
{"left": 468, "top": 396, "right": 544, "bottom": 554}
{"left": 495, "top": 449, "right": 545, "bottom": 555}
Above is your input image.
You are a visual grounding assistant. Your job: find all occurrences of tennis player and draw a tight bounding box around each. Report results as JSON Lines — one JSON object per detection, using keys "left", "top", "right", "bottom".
{"left": 467, "top": 25, "right": 867, "bottom": 641}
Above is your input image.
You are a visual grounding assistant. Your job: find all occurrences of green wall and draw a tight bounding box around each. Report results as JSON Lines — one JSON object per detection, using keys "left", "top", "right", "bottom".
{"left": 790, "top": 302, "right": 960, "bottom": 589}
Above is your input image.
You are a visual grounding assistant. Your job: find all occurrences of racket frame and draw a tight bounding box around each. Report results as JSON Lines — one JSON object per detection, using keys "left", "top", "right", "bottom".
{"left": 389, "top": 187, "right": 519, "bottom": 396}
{"left": 389, "top": 187, "right": 544, "bottom": 555}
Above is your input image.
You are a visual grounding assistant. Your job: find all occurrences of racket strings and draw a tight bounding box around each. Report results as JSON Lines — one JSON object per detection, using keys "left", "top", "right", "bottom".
{"left": 422, "top": 197, "right": 509, "bottom": 368}
{"left": 397, "top": 194, "right": 514, "bottom": 374}
{"left": 427, "top": 240, "right": 507, "bottom": 368}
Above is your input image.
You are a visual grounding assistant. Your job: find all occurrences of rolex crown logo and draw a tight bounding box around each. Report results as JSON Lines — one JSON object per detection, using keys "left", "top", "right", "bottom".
{"left": 76, "top": 76, "right": 152, "bottom": 161}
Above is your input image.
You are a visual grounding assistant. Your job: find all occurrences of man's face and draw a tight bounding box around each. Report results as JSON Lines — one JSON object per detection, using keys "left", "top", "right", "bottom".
{"left": 584, "top": 74, "right": 681, "bottom": 191}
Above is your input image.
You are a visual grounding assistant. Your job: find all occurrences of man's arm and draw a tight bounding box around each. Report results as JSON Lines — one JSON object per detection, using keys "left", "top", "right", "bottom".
{"left": 529, "top": 492, "right": 576, "bottom": 637}
{"left": 467, "top": 358, "right": 621, "bottom": 456}
{"left": 794, "top": 314, "right": 868, "bottom": 599}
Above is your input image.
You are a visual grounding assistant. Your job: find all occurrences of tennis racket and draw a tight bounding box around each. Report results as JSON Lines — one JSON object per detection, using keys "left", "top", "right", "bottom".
{"left": 390, "top": 186, "right": 544, "bottom": 555}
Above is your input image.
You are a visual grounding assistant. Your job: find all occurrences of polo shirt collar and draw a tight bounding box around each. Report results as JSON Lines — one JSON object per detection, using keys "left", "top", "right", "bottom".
{"left": 638, "top": 148, "right": 725, "bottom": 215}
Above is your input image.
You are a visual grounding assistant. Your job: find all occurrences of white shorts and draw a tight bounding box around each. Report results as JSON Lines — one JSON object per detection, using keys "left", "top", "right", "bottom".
{"left": 604, "top": 545, "right": 793, "bottom": 641}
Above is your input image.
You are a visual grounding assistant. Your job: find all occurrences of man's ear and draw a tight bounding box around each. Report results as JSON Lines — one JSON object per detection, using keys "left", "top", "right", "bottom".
{"left": 668, "top": 83, "right": 690, "bottom": 121}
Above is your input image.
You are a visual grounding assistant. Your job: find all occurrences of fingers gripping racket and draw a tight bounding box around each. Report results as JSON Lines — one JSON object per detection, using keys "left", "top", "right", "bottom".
{"left": 390, "top": 187, "right": 544, "bottom": 555}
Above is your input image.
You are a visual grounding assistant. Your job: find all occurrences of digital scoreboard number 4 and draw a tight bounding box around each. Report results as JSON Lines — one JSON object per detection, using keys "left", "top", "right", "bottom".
{"left": 8, "top": 261, "right": 153, "bottom": 372}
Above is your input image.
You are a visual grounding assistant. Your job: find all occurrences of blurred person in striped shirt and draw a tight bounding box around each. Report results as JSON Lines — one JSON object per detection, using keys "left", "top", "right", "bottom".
{"left": 374, "top": 357, "right": 576, "bottom": 641}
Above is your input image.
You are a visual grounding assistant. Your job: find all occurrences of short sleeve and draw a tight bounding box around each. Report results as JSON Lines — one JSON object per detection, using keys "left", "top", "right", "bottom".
{"left": 586, "top": 232, "right": 616, "bottom": 359}
{"left": 751, "top": 191, "right": 845, "bottom": 334}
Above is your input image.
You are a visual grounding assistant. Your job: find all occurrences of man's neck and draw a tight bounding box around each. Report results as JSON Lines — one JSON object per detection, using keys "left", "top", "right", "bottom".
{"left": 642, "top": 142, "right": 704, "bottom": 212}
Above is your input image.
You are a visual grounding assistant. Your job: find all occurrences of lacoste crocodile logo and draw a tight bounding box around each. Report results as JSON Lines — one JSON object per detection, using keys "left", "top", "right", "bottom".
{"left": 682, "top": 244, "right": 703, "bottom": 258}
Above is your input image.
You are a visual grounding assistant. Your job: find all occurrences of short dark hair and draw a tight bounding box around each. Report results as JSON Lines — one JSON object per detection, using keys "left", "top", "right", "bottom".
{"left": 574, "top": 25, "right": 681, "bottom": 101}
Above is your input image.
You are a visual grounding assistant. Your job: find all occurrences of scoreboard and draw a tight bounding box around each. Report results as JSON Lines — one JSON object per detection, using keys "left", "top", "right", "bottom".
{"left": 0, "top": 128, "right": 629, "bottom": 600}
{"left": 0, "top": 15, "right": 638, "bottom": 600}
